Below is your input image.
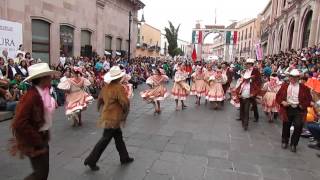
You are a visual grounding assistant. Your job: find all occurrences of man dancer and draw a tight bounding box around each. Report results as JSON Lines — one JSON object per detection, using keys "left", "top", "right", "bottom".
{"left": 276, "top": 69, "right": 312, "bottom": 153}
{"left": 236, "top": 59, "right": 261, "bottom": 130}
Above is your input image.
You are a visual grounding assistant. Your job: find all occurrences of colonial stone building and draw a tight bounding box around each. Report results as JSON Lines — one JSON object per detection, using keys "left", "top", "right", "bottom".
{"left": 136, "top": 23, "right": 161, "bottom": 57}
{"left": 0, "top": 0, "right": 144, "bottom": 64}
{"left": 265, "top": 0, "right": 320, "bottom": 55}
{"left": 236, "top": 18, "right": 261, "bottom": 59}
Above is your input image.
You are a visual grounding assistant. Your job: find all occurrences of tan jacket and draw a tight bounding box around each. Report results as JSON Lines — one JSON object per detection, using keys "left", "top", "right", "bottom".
{"left": 97, "top": 82, "right": 130, "bottom": 129}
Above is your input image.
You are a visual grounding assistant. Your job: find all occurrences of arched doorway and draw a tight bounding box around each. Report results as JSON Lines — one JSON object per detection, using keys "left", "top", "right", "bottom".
{"left": 270, "top": 32, "right": 275, "bottom": 54}
{"left": 288, "top": 20, "right": 295, "bottom": 50}
{"left": 301, "top": 10, "right": 313, "bottom": 48}
{"left": 278, "top": 27, "right": 283, "bottom": 52}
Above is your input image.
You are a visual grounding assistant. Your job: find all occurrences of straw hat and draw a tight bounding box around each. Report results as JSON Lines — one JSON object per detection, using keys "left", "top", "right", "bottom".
{"left": 23, "top": 63, "right": 60, "bottom": 82}
{"left": 103, "top": 66, "right": 125, "bottom": 83}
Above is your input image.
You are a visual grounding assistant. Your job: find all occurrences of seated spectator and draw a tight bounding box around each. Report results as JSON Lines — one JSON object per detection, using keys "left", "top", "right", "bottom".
{"left": 308, "top": 122, "right": 320, "bottom": 151}
{"left": 0, "top": 81, "right": 18, "bottom": 112}
{"left": 10, "top": 73, "right": 28, "bottom": 94}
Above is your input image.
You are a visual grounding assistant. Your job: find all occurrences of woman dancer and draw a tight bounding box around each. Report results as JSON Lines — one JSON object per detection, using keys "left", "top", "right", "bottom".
{"left": 171, "top": 63, "right": 190, "bottom": 110}
{"left": 190, "top": 66, "right": 207, "bottom": 105}
{"left": 206, "top": 67, "right": 227, "bottom": 109}
{"left": 120, "top": 66, "right": 134, "bottom": 99}
{"left": 140, "top": 68, "right": 169, "bottom": 114}
{"left": 58, "top": 67, "right": 93, "bottom": 127}
{"left": 262, "top": 74, "right": 281, "bottom": 122}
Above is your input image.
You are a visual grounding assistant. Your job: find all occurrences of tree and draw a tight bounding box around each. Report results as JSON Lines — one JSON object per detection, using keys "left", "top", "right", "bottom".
{"left": 164, "top": 21, "right": 180, "bottom": 57}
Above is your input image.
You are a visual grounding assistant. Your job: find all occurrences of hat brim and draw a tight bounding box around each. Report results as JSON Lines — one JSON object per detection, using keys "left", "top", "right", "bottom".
{"left": 23, "top": 70, "right": 60, "bottom": 82}
{"left": 104, "top": 72, "right": 125, "bottom": 84}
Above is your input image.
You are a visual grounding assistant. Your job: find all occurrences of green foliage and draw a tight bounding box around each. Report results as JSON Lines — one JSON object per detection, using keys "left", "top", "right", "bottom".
{"left": 164, "top": 21, "right": 180, "bottom": 57}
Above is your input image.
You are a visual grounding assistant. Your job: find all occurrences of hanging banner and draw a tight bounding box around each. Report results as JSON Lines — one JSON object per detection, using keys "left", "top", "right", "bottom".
{"left": 255, "top": 43, "right": 263, "bottom": 60}
{"left": 0, "top": 19, "right": 23, "bottom": 59}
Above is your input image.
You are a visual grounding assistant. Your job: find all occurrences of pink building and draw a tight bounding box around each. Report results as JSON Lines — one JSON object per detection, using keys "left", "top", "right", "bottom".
{"left": 0, "top": 0, "right": 144, "bottom": 64}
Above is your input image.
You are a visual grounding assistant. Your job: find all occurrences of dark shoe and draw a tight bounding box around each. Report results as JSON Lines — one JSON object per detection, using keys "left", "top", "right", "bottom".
{"left": 84, "top": 161, "right": 100, "bottom": 171}
{"left": 253, "top": 118, "right": 259, "bottom": 122}
{"left": 121, "top": 157, "right": 134, "bottom": 165}
{"left": 236, "top": 118, "right": 241, "bottom": 121}
{"left": 290, "top": 146, "right": 297, "bottom": 153}
{"left": 243, "top": 126, "right": 248, "bottom": 131}
{"left": 281, "top": 143, "right": 288, "bottom": 149}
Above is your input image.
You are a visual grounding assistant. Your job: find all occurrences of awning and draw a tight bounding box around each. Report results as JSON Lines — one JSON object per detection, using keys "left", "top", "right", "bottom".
{"left": 104, "top": 51, "right": 111, "bottom": 55}
{"left": 116, "top": 51, "right": 121, "bottom": 56}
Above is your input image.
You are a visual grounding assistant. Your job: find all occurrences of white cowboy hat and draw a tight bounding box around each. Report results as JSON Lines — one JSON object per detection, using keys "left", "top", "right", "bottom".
{"left": 245, "top": 58, "right": 255, "bottom": 64}
{"left": 23, "top": 63, "right": 60, "bottom": 82}
{"left": 289, "top": 69, "right": 300, "bottom": 77}
{"left": 104, "top": 66, "right": 125, "bottom": 83}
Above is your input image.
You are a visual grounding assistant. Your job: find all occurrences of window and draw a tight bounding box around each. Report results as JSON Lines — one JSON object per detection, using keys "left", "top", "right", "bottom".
{"left": 32, "top": 19, "right": 50, "bottom": 63}
{"left": 81, "top": 30, "right": 91, "bottom": 56}
{"left": 116, "top": 38, "right": 122, "bottom": 51}
{"left": 245, "top": 29, "right": 248, "bottom": 39}
{"left": 244, "top": 42, "right": 247, "bottom": 51}
{"left": 241, "top": 30, "right": 244, "bottom": 40}
{"left": 60, "top": 25, "right": 74, "bottom": 57}
{"left": 105, "top": 35, "right": 112, "bottom": 50}
{"left": 249, "top": 27, "right": 252, "bottom": 38}
{"left": 238, "top": 32, "right": 241, "bottom": 41}
{"left": 248, "top": 41, "right": 251, "bottom": 50}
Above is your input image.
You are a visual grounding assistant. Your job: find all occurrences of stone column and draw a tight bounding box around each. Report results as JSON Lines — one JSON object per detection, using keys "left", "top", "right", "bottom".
{"left": 292, "top": 13, "right": 300, "bottom": 50}
{"left": 308, "top": 2, "right": 319, "bottom": 47}
{"left": 50, "top": 21, "right": 60, "bottom": 65}
{"left": 95, "top": 6, "right": 105, "bottom": 56}
{"left": 74, "top": 27, "right": 81, "bottom": 57}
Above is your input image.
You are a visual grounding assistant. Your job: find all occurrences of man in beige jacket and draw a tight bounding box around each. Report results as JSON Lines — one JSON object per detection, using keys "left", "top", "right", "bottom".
{"left": 84, "top": 66, "right": 133, "bottom": 171}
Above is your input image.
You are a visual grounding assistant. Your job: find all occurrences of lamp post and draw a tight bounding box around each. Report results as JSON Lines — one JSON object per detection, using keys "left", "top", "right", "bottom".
{"left": 128, "top": 10, "right": 145, "bottom": 64}
{"left": 128, "top": 11, "right": 132, "bottom": 63}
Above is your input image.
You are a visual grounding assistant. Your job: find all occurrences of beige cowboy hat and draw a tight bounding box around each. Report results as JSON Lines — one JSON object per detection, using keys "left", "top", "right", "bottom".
{"left": 104, "top": 66, "right": 125, "bottom": 83}
{"left": 23, "top": 63, "right": 60, "bottom": 82}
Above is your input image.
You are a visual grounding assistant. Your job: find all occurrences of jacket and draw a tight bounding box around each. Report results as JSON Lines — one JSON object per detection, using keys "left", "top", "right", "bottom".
{"left": 275, "top": 83, "right": 312, "bottom": 121}
{"left": 97, "top": 82, "right": 130, "bottom": 129}
{"left": 10, "top": 87, "right": 49, "bottom": 158}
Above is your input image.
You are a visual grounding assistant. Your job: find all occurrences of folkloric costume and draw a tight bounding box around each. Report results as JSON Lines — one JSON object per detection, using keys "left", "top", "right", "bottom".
{"left": 262, "top": 76, "right": 281, "bottom": 113}
{"left": 206, "top": 69, "right": 227, "bottom": 102}
{"left": 276, "top": 69, "right": 312, "bottom": 152}
{"left": 190, "top": 66, "right": 207, "bottom": 97}
{"left": 57, "top": 69, "right": 93, "bottom": 119}
{"left": 121, "top": 74, "right": 134, "bottom": 99}
{"left": 171, "top": 67, "right": 190, "bottom": 101}
{"left": 140, "top": 70, "right": 169, "bottom": 102}
{"left": 10, "top": 63, "right": 59, "bottom": 180}
{"left": 84, "top": 66, "right": 133, "bottom": 171}
{"left": 222, "top": 64, "right": 233, "bottom": 93}
{"left": 235, "top": 59, "right": 262, "bottom": 130}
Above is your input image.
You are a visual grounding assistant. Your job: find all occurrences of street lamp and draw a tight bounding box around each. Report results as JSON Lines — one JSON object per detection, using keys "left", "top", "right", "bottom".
{"left": 128, "top": 10, "right": 145, "bottom": 63}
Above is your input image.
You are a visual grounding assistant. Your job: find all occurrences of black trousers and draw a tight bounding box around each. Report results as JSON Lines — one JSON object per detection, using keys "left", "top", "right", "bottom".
{"left": 85, "top": 128, "right": 129, "bottom": 165}
{"left": 25, "top": 145, "right": 49, "bottom": 180}
{"left": 282, "top": 107, "right": 304, "bottom": 146}
{"left": 240, "top": 97, "right": 259, "bottom": 128}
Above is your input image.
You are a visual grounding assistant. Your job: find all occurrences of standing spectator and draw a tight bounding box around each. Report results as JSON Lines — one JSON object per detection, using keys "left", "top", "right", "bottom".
{"left": 59, "top": 53, "right": 66, "bottom": 67}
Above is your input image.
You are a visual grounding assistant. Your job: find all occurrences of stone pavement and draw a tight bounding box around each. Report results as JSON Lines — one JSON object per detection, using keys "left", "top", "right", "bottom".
{"left": 0, "top": 84, "right": 320, "bottom": 180}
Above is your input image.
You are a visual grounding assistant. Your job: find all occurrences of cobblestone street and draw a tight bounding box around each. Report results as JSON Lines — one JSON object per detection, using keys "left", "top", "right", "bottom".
{"left": 1, "top": 85, "right": 320, "bottom": 180}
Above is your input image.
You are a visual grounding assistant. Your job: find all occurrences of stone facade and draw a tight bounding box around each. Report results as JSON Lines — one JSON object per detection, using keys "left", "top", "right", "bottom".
{"left": 265, "top": 0, "right": 320, "bottom": 55}
{"left": 236, "top": 18, "right": 261, "bottom": 59}
{"left": 0, "top": 0, "right": 144, "bottom": 64}
{"left": 136, "top": 23, "right": 161, "bottom": 57}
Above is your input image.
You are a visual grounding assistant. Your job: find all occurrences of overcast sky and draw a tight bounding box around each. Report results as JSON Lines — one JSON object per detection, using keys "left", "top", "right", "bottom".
{"left": 139, "top": 0, "right": 270, "bottom": 42}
